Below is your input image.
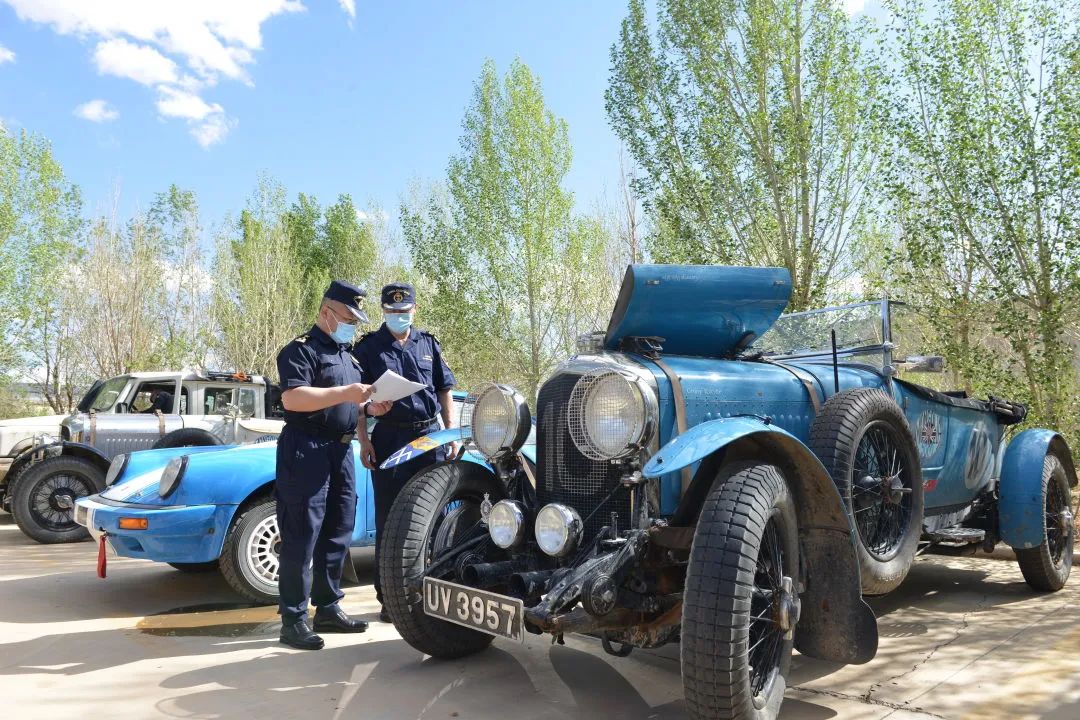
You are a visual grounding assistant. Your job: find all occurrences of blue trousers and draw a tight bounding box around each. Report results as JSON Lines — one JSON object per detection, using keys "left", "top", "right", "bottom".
{"left": 275, "top": 425, "right": 356, "bottom": 625}
{"left": 371, "top": 422, "right": 446, "bottom": 605}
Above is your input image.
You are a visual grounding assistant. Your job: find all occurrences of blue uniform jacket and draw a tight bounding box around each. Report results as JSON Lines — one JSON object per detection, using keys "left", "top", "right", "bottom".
{"left": 276, "top": 324, "right": 364, "bottom": 436}
{"left": 351, "top": 324, "right": 456, "bottom": 424}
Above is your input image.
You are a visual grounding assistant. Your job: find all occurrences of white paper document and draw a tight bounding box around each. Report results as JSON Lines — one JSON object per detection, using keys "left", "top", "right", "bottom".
{"left": 369, "top": 369, "right": 426, "bottom": 403}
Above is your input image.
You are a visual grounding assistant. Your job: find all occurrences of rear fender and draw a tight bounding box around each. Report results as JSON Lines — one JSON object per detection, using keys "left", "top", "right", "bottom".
{"left": 999, "top": 429, "right": 1076, "bottom": 549}
{"left": 644, "top": 417, "right": 878, "bottom": 665}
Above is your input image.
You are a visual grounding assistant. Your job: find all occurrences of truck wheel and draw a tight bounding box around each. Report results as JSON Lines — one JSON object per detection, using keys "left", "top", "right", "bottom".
{"left": 168, "top": 560, "right": 220, "bottom": 573}
{"left": 153, "top": 428, "right": 222, "bottom": 450}
{"left": 809, "top": 388, "right": 923, "bottom": 595}
{"left": 1015, "top": 450, "right": 1074, "bottom": 591}
{"left": 380, "top": 461, "right": 504, "bottom": 659}
{"left": 11, "top": 456, "right": 102, "bottom": 544}
{"left": 218, "top": 497, "right": 279, "bottom": 604}
{"left": 683, "top": 463, "right": 800, "bottom": 720}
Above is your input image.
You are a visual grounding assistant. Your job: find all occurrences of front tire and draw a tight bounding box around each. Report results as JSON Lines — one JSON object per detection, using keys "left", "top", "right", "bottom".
{"left": 12, "top": 456, "right": 102, "bottom": 544}
{"left": 682, "top": 463, "right": 800, "bottom": 720}
{"left": 380, "top": 461, "right": 503, "bottom": 659}
{"left": 1015, "top": 451, "right": 1074, "bottom": 591}
{"left": 218, "top": 497, "right": 279, "bottom": 604}
{"left": 809, "top": 388, "right": 923, "bottom": 595}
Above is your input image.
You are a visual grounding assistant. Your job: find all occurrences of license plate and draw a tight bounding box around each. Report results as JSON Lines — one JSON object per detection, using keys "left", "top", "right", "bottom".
{"left": 423, "top": 577, "right": 524, "bottom": 643}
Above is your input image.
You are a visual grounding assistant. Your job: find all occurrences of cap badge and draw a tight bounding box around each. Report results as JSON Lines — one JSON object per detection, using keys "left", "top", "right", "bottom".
{"left": 393, "top": 291, "right": 404, "bottom": 303}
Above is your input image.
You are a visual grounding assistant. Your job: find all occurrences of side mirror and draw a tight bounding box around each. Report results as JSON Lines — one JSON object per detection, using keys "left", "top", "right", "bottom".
{"left": 115, "top": 401, "right": 129, "bottom": 413}
{"left": 901, "top": 355, "right": 945, "bottom": 373}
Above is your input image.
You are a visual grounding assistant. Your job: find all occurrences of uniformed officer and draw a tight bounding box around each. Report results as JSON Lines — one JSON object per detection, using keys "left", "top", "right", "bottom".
{"left": 353, "top": 282, "right": 457, "bottom": 622}
{"left": 275, "top": 280, "right": 388, "bottom": 650}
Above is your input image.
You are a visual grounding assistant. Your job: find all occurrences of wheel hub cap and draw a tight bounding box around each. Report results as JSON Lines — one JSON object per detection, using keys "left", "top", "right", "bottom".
{"left": 772, "top": 576, "right": 801, "bottom": 633}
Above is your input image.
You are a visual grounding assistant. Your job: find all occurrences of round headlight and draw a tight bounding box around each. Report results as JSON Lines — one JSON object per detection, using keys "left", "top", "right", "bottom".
{"left": 158, "top": 456, "right": 188, "bottom": 499}
{"left": 569, "top": 370, "right": 657, "bottom": 461}
{"left": 487, "top": 499, "right": 526, "bottom": 549}
{"left": 470, "top": 384, "right": 531, "bottom": 459}
{"left": 105, "top": 454, "right": 129, "bottom": 486}
{"left": 534, "top": 503, "right": 583, "bottom": 557}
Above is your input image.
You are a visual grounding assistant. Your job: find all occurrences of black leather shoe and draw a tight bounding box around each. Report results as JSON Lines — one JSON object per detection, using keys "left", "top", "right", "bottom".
{"left": 280, "top": 620, "right": 324, "bottom": 650}
{"left": 313, "top": 607, "right": 369, "bottom": 633}
{"left": 379, "top": 606, "right": 392, "bottom": 623}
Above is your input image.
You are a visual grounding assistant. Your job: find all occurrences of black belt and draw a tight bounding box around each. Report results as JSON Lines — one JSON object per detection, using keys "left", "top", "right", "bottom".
{"left": 377, "top": 416, "right": 438, "bottom": 431}
{"left": 286, "top": 424, "right": 356, "bottom": 444}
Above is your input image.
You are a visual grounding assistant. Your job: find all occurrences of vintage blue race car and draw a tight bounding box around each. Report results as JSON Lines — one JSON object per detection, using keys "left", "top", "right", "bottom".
{"left": 376, "top": 264, "right": 1076, "bottom": 720}
{"left": 72, "top": 393, "right": 499, "bottom": 603}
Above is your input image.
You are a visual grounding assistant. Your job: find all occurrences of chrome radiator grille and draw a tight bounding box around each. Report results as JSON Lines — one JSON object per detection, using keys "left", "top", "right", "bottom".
{"left": 535, "top": 371, "right": 631, "bottom": 543}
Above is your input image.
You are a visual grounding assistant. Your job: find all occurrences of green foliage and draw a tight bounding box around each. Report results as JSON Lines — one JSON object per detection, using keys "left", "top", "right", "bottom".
{"left": 0, "top": 126, "right": 83, "bottom": 411}
{"left": 404, "top": 59, "right": 617, "bottom": 400}
{"left": 880, "top": 0, "right": 1080, "bottom": 443}
{"left": 212, "top": 175, "right": 309, "bottom": 380}
{"left": 606, "top": 0, "right": 883, "bottom": 309}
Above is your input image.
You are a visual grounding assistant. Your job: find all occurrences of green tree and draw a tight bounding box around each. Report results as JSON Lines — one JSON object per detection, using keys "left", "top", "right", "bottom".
{"left": 213, "top": 176, "right": 308, "bottom": 379}
{"left": 606, "top": 0, "right": 882, "bottom": 309}
{"left": 0, "top": 126, "right": 84, "bottom": 411}
{"left": 405, "top": 60, "right": 615, "bottom": 400}
{"left": 881, "top": 0, "right": 1080, "bottom": 438}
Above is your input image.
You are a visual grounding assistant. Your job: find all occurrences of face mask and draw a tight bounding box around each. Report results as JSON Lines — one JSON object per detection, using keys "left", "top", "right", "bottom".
{"left": 329, "top": 319, "right": 357, "bottom": 345}
{"left": 384, "top": 313, "right": 413, "bottom": 335}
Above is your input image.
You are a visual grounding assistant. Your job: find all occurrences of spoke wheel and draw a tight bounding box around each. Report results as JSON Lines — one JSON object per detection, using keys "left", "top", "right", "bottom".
{"left": 683, "top": 462, "right": 799, "bottom": 720}
{"left": 851, "top": 422, "right": 915, "bottom": 561}
{"left": 12, "top": 455, "right": 103, "bottom": 544}
{"left": 809, "top": 388, "right": 923, "bottom": 595}
{"left": 1016, "top": 450, "right": 1074, "bottom": 592}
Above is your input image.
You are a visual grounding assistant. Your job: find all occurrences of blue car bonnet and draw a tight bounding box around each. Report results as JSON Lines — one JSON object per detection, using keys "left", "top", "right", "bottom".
{"left": 604, "top": 264, "right": 793, "bottom": 357}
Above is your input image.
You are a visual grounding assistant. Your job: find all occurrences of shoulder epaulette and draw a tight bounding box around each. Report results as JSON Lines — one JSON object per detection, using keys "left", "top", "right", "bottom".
{"left": 293, "top": 334, "right": 309, "bottom": 344}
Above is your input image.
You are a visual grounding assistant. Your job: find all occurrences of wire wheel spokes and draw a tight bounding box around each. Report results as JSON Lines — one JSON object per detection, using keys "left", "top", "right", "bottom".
{"left": 748, "top": 516, "right": 786, "bottom": 700}
{"left": 425, "top": 499, "right": 483, "bottom": 572}
{"left": 30, "top": 473, "right": 90, "bottom": 531}
{"left": 851, "top": 423, "right": 913, "bottom": 560}
{"left": 1044, "top": 471, "right": 1072, "bottom": 565}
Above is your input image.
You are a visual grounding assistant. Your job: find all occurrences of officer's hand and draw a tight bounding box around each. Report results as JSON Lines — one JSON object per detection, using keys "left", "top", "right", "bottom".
{"left": 346, "top": 383, "right": 373, "bottom": 404}
{"left": 448, "top": 441, "right": 461, "bottom": 459}
{"left": 359, "top": 439, "right": 378, "bottom": 471}
{"left": 367, "top": 400, "right": 392, "bottom": 417}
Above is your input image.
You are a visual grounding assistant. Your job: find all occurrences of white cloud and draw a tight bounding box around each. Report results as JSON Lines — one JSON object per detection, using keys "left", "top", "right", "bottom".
{"left": 0, "top": 43, "right": 14, "bottom": 64}
{"left": 190, "top": 114, "right": 235, "bottom": 148}
{"left": 355, "top": 208, "right": 389, "bottom": 223}
{"left": 93, "top": 38, "right": 178, "bottom": 85}
{"left": 842, "top": 0, "right": 865, "bottom": 15}
{"left": 74, "top": 99, "right": 119, "bottom": 122}
{"left": 0, "top": 0, "right": 322, "bottom": 147}
{"left": 337, "top": 1, "right": 355, "bottom": 20}
{"left": 156, "top": 86, "right": 222, "bottom": 121}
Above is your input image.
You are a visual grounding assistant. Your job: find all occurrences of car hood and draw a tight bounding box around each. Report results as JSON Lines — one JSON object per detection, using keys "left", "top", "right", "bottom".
{"left": 604, "top": 264, "right": 793, "bottom": 358}
{"left": 100, "top": 443, "right": 260, "bottom": 505}
{"left": 0, "top": 414, "right": 67, "bottom": 455}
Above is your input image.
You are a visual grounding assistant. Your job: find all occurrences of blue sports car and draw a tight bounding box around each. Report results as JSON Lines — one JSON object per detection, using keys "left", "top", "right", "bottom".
{"left": 73, "top": 392, "right": 497, "bottom": 603}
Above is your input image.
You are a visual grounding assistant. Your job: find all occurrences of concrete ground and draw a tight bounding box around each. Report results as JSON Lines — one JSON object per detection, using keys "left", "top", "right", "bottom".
{"left": 1, "top": 514, "right": 1078, "bottom": 720}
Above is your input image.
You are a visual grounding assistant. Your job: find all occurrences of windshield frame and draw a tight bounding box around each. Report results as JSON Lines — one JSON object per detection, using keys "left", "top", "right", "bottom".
{"left": 752, "top": 299, "right": 898, "bottom": 369}
{"left": 82, "top": 375, "right": 132, "bottom": 413}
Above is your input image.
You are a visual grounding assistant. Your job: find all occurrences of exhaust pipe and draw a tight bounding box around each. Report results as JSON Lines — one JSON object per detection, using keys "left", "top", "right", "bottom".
{"left": 509, "top": 570, "right": 552, "bottom": 598}
{"left": 462, "top": 561, "right": 516, "bottom": 588}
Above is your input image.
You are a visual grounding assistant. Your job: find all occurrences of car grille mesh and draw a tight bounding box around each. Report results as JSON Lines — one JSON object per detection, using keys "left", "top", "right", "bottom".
{"left": 536, "top": 371, "right": 631, "bottom": 543}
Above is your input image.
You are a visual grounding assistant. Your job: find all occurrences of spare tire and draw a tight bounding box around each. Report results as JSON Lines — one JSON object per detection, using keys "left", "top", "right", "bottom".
{"left": 809, "top": 388, "right": 923, "bottom": 595}
{"left": 153, "top": 428, "right": 223, "bottom": 450}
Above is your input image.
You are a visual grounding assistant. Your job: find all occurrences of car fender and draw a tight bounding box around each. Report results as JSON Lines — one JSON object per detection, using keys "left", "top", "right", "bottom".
{"left": 644, "top": 416, "right": 878, "bottom": 666}
{"left": 379, "top": 427, "right": 473, "bottom": 470}
{"left": 999, "top": 429, "right": 1077, "bottom": 549}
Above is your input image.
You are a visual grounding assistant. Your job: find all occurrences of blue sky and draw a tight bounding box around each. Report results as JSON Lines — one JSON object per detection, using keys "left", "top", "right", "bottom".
{"left": 0, "top": 1, "right": 876, "bottom": 239}
{"left": 0, "top": 1, "right": 637, "bottom": 235}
